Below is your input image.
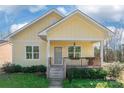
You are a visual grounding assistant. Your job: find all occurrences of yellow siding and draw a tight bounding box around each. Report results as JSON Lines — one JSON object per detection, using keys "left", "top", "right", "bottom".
{"left": 48, "top": 13, "right": 107, "bottom": 40}
{"left": 50, "top": 41, "right": 94, "bottom": 60}
{"left": 10, "top": 12, "right": 62, "bottom": 67}
{"left": 0, "top": 43, "right": 12, "bottom": 67}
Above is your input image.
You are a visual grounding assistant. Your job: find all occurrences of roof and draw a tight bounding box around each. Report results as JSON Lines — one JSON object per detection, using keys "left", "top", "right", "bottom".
{"left": 39, "top": 10, "right": 114, "bottom": 36}
{"left": 0, "top": 40, "right": 7, "bottom": 44}
{"left": 5, "top": 9, "right": 64, "bottom": 40}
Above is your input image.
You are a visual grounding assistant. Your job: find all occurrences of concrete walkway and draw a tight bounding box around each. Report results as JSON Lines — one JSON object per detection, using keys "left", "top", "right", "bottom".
{"left": 49, "top": 79, "right": 63, "bottom": 88}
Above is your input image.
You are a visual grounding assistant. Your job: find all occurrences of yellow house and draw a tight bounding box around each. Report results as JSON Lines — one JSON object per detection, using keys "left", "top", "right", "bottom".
{"left": 1, "top": 9, "right": 113, "bottom": 74}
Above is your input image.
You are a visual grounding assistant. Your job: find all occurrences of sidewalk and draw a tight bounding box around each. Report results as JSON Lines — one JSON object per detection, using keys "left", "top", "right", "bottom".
{"left": 49, "top": 79, "right": 63, "bottom": 88}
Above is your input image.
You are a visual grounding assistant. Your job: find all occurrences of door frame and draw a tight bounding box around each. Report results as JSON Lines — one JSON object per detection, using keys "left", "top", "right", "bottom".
{"left": 54, "top": 47, "right": 63, "bottom": 65}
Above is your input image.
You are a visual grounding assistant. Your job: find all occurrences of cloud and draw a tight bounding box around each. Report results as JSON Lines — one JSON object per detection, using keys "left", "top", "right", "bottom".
{"left": 76, "top": 5, "right": 124, "bottom": 44}
{"left": 76, "top": 5, "right": 124, "bottom": 22}
{"left": 57, "top": 7, "right": 67, "bottom": 15}
{"left": 0, "top": 5, "right": 46, "bottom": 14}
{"left": 10, "top": 22, "right": 28, "bottom": 33}
{"left": 27, "top": 5, "right": 46, "bottom": 13}
{"left": 0, "top": 6, "right": 18, "bottom": 14}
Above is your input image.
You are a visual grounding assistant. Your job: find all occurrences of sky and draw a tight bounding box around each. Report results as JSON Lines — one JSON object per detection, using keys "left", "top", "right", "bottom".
{"left": 0, "top": 5, "right": 124, "bottom": 43}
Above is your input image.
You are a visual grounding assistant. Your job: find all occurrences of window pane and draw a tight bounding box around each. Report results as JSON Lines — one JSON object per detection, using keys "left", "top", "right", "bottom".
{"left": 26, "top": 46, "right": 32, "bottom": 52}
{"left": 33, "top": 46, "right": 39, "bottom": 52}
{"left": 75, "top": 53, "right": 80, "bottom": 58}
{"left": 68, "top": 46, "right": 74, "bottom": 52}
{"left": 68, "top": 46, "right": 74, "bottom": 58}
{"left": 69, "top": 53, "right": 74, "bottom": 58}
{"left": 34, "top": 53, "right": 39, "bottom": 59}
{"left": 75, "top": 46, "right": 81, "bottom": 52}
{"left": 26, "top": 53, "right": 32, "bottom": 59}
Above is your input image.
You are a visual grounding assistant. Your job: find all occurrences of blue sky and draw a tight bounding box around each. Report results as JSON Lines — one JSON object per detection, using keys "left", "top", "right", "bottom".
{"left": 0, "top": 5, "right": 124, "bottom": 43}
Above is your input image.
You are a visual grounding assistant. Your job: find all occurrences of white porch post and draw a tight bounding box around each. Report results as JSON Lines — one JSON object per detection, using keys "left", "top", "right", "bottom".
{"left": 100, "top": 40, "right": 104, "bottom": 65}
{"left": 46, "top": 40, "right": 50, "bottom": 78}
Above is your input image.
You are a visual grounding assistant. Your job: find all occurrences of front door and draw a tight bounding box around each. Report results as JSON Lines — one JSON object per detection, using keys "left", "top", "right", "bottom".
{"left": 54, "top": 47, "right": 62, "bottom": 64}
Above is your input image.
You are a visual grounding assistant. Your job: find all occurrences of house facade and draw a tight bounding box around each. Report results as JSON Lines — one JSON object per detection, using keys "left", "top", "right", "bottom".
{"left": 0, "top": 9, "right": 112, "bottom": 69}
{"left": 0, "top": 40, "right": 12, "bottom": 67}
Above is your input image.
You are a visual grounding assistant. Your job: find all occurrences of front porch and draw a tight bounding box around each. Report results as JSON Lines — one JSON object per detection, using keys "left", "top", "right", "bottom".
{"left": 47, "top": 40, "right": 103, "bottom": 68}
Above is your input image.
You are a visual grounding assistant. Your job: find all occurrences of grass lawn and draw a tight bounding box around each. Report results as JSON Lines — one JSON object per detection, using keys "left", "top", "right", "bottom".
{"left": 0, "top": 73, "right": 49, "bottom": 88}
{"left": 63, "top": 79, "right": 124, "bottom": 88}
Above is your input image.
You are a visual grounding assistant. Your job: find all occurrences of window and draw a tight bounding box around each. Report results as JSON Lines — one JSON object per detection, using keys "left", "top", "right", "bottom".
{"left": 33, "top": 46, "right": 39, "bottom": 59}
{"left": 68, "top": 46, "right": 81, "bottom": 59}
{"left": 26, "top": 46, "right": 39, "bottom": 59}
{"left": 26, "top": 46, "right": 32, "bottom": 59}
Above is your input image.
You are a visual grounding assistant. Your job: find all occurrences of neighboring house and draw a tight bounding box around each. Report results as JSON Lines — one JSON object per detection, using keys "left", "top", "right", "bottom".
{"left": 0, "top": 40, "right": 12, "bottom": 67}
{"left": 0, "top": 9, "right": 113, "bottom": 75}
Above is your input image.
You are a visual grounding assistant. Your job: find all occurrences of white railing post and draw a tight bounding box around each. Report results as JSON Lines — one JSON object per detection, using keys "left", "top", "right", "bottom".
{"left": 46, "top": 40, "right": 50, "bottom": 78}
{"left": 100, "top": 40, "right": 104, "bottom": 65}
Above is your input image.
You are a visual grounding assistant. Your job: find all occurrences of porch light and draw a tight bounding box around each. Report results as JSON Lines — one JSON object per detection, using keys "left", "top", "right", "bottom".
{"left": 73, "top": 42, "right": 76, "bottom": 46}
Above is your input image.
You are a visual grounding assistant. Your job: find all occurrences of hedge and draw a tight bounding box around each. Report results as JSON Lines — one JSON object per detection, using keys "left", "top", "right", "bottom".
{"left": 2, "top": 63, "right": 46, "bottom": 73}
{"left": 66, "top": 68, "right": 107, "bottom": 83}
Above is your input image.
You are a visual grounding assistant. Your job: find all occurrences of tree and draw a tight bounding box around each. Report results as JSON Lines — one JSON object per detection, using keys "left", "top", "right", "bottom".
{"left": 104, "top": 27, "right": 124, "bottom": 62}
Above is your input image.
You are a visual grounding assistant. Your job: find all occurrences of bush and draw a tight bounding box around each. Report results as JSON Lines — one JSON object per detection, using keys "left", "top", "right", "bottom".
{"left": 22, "top": 65, "right": 46, "bottom": 73}
{"left": 2, "top": 63, "right": 22, "bottom": 73}
{"left": 2, "top": 63, "right": 46, "bottom": 74}
{"left": 104, "top": 62, "right": 124, "bottom": 79}
{"left": 66, "top": 68, "right": 107, "bottom": 82}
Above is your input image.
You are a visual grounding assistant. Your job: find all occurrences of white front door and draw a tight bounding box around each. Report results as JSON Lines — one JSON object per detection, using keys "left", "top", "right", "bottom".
{"left": 54, "top": 47, "right": 62, "bottom": 64}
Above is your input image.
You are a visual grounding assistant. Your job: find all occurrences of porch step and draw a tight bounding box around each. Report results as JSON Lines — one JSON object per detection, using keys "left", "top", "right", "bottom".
{"left": 48, "top": 65, "right": 64, "bottom": 79}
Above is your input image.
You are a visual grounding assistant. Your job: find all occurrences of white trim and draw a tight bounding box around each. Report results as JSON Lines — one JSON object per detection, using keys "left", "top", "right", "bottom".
{"left": 54, "top": 47, "right": 63, "bottom": 65}
{"left": 68, "top": 46, "right": 81, "bottom": 58}
{"left": 39, "top": 10, "right": 114, "bottom": 36}
{"left": 48, "top": 38, "right": 105, "bottom": 41}
{"left": 6, "top": 9, "right": 64, "bottom": 40}
{"left": 24, "top": 45, "right": 40, "bottom": 60}
{"left": 46, "top": 40, "right": 50, "bottom": 78}
{"left": 46, "top": 40, "right": 50, "bottom": 67}
{"left": 100, "top": 40, "right": 104, "bottom": 64}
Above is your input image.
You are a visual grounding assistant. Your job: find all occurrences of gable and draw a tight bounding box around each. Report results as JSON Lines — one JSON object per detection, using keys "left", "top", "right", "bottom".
{"left": 47, "top": 13, "right": 109, "bottom": 40}
{"left": 7, "top": 10, "right": 63, "bottom": 40}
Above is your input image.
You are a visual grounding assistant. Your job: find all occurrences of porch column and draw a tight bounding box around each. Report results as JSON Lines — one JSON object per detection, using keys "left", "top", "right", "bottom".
{"left": 100, "top": 40, "right": 104, "bottom": 64}
{"left": 46, "top": 40, "right": 50, "bottom": 78}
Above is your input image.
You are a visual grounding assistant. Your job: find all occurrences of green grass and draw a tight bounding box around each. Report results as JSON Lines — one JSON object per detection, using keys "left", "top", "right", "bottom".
{"left": 0, "top": 73, "right": 49, "bottom": 88}
{"left": 63, "top": 79, "right": 124, "bottom": 88}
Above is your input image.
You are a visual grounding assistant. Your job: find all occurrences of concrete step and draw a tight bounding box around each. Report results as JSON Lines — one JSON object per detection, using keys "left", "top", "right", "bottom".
{"left": 48, "top": 65, "right": 65, "bottom": 79}
{"left": 49, "top": 72, "right": 64, "bottom": 78}
{"left": 49, "top": 71, "right": 64, "bottom": 75}
{"left": 50, "top": 68, "right": 64, "bottom": 71}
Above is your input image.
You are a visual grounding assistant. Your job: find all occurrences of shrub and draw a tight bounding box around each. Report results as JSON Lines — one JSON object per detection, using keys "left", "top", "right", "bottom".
{"left": 2, "top": 63, "right": 46, "bottom": 74}
{"left": 2, "top": 63, "right": 22, "bottom": 73}
{"left": 104, "top": 62, "right": 124, "bottom": 79}
{"left": 66, "top": 68, "right": 107, "bottom": 82}
{"left": 22, "top": 65, "right": 46, "bottom": 73}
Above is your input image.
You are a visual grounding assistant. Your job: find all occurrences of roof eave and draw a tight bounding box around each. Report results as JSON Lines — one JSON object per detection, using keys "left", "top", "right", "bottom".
{"left": 39, "top": 10, "right": 114, "bottom": 36}
{"left": 5, "top": 9, "right": 64, "bottom": 40}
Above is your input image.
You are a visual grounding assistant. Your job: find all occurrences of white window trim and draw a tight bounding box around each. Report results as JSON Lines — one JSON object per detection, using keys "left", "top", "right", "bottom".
{"left": 25, "top": 45, "right": 40, "bottom": 60}
{"left": 26, "top": 46, "right": 32, "bottom": 59}
{"left": 68, "top": 46, "right": 81, "bottom": 58}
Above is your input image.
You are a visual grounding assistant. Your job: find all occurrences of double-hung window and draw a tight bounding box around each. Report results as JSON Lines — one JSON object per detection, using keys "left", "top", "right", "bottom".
{"left": 26, "top": 46, "right": 39, "bottom": 59}
{"left": 68, "top": 46, "right": 81, "bottom": 59}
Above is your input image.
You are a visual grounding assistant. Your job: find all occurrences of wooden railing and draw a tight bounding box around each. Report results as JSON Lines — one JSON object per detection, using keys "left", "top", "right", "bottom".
{"left": 63, "top": 57, "right": 101, "bottom": 67}
{"left": 48, "top": 57, "right": 101, "bottom": 67}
